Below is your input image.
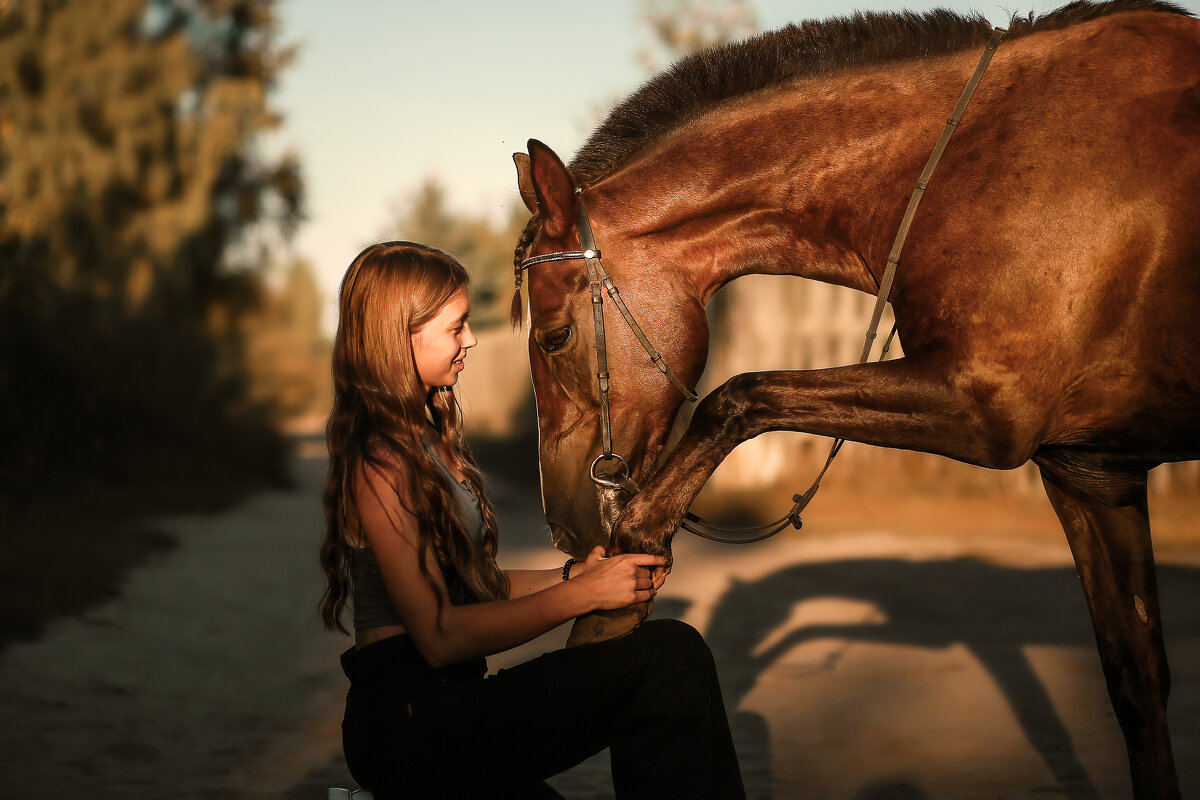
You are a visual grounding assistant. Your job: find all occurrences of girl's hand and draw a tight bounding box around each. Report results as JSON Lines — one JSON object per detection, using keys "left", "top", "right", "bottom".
{"left": 575, "top": 546, "right": 668, "bottom": 611}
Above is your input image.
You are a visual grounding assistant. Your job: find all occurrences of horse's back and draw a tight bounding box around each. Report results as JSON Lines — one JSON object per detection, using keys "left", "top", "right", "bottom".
{"left": 915, "top": 9, "right": 1200, "bottom": 456}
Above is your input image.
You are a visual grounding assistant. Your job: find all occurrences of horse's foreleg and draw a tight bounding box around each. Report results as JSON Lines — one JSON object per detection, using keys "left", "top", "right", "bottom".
{"left": 565, "top": 602, "right": 653, "bottom": 646}
{"left": 612, "top": 359, "right": 1028, "bottom": 553}
{"left": 1035, "top": 449, "right": 1178, "bottom": 800}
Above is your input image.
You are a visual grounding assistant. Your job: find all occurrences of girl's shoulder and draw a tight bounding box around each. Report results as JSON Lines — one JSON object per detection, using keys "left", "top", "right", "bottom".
{"left": 359, "top": 429, "right": 454, "bottom": 493}
{"left": 364, "top": 435, "right": 413, "bottom": 468}
{"left": 358, "top": 437, "right": 417, "bottom": 494}
{"left": 354, "top": 440, "right": 420, "bottom": 537}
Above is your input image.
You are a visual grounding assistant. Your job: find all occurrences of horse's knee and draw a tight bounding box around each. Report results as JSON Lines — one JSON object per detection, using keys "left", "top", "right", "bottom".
{"left": 693, "top": 373, "right": 760, "bottom": 440}
{"left": 1109, "top": 659, "right": 1171, "bottom": 741}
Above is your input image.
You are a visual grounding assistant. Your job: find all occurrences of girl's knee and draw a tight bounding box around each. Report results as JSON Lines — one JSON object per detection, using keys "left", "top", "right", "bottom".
{"left": 630, "top": 620, "right": 728, "bottom": 728}
{"left": 641, "top": 617, "right": 703, "bottom": 646}
{"left": 638, "top": 619, "right": 717, "bottom": 671}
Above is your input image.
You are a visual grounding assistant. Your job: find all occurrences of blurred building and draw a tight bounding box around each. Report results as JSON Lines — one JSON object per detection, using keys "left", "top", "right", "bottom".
{"left": 696, "top": 276, "right": 1048, "bottom": 496}
{"left": 456, "top": 326, "right": 535, "bottom": 437}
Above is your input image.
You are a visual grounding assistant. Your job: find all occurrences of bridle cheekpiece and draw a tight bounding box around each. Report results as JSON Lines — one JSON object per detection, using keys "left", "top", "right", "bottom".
{"left": 520, "top": 188, "right": 697, "bottom": 497}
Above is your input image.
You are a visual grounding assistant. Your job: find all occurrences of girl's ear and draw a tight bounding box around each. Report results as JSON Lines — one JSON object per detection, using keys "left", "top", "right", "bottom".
{"left": 527, "top": 139, "right": 577, "bottom": 239}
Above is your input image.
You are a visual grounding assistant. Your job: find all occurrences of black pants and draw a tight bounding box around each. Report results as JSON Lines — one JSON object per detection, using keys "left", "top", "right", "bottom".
{"left": 340, "top": 618, "right": 745, "bottom": 800}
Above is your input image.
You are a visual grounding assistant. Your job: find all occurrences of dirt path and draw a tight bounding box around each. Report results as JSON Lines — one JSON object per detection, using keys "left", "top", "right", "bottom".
{"left": 1, "top": 444, "right": 1197, "bottom": 799}
{"left": 0, "top": 449, "right": 348, "bottom": 799}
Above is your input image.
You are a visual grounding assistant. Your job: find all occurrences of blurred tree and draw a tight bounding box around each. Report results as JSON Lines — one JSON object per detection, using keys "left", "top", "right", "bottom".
{"left": 382, "top": 178, "right": 527, "bottom": 330}
{"left": 630, "top": 0, "right": 760, "bottom": 334}
{"left": 0, "top": 0, "right": 306, "bottom": 509}
{"left": 637, "top": 0, "right": 759, "bottom": 73}
{"left": 384, "top": 5, "right": 758, "bottom": 328}
{"left": 239, "top": 256, "right": 331, "bottom": 426}
{"left": 584, "top": 0, "right": 758, "bottom": 132}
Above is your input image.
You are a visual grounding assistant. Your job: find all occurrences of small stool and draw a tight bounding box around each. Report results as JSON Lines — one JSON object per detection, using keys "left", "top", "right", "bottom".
{"left": 328, "top": 789, "right": 374, "bottom": 799}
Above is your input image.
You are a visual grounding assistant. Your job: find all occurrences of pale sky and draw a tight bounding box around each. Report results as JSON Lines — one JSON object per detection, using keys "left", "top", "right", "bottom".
{"left": 267, "top": 0, "right": 1200, "bottom": 330}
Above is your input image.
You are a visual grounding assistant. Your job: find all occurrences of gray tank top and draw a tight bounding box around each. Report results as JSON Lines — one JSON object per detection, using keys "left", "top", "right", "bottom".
{"left": 352, "top": 449, "right": 485, "bottom": 630}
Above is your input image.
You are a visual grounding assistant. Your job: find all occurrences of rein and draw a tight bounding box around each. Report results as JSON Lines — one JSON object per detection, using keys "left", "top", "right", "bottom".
{"left": 521, "top": 27, "right": 1006, "bottom": 544}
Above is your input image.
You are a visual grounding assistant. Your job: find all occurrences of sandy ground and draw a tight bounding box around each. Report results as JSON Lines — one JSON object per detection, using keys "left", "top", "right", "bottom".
{"left": 1, "top": 439, "right": 1198, "bottom": 800}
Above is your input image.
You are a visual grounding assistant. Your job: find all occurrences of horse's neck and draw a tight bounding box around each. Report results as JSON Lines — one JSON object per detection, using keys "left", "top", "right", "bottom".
{"left": 591, "top": 69, "right": 954, "bottom": 305}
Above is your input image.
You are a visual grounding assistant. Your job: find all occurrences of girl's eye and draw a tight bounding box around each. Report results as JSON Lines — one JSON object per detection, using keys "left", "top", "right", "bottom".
{"left": 539, "top": 325, "right": 572, "bottom": 353}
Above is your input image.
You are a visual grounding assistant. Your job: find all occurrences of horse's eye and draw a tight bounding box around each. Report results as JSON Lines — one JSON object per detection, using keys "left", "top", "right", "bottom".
{"left": 538, "top": 325, "right": 573, "bottom": 353}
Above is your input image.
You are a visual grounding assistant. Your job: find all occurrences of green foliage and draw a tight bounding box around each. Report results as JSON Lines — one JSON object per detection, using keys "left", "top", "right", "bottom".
{"left": 0, "top": 0, "right": 307, "bottom": 508}
{"left": 383, "top": 179, "right": 528, "bottom": 330}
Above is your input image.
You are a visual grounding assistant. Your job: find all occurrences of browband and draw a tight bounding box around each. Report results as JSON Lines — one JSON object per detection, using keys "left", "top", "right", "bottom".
{"left": 520, "top": 249, "right": 601, "bottom": 270}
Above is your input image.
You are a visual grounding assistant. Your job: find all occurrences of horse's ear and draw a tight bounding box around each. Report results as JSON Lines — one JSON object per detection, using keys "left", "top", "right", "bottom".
{"left": 527, "top": 139, "right": 576, "bottom": 239}
{"left": 512, "top": 152, "right": 538, "bottom": 214}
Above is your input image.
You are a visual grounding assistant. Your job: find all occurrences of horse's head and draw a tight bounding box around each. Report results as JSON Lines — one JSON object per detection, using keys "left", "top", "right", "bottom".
{"left": 512, "top": 140, "right": 709, "bottom": 557}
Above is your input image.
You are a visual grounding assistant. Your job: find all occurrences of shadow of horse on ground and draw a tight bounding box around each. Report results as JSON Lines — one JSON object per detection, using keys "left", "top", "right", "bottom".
{"left": 690, "top": 557, "right": 1200, "bottom": 799}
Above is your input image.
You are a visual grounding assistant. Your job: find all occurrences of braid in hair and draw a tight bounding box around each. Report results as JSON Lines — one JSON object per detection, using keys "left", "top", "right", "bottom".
{"left": 510, "top": 214, "right": 541, "bottom": 329}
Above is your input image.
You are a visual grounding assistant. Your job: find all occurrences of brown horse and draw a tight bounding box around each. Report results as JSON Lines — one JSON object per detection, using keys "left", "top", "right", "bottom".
{"left": 511, "top": 1, "right": 1198, "bottom": 797}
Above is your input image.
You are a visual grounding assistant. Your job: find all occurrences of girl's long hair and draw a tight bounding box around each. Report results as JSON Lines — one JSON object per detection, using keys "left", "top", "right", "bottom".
{"left": 319, "top": 241, "right": 508, "bottom": 634}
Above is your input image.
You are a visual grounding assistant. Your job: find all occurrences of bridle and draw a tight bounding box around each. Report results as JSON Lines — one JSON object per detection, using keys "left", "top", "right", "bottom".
{"left": 520, "top": 193, "right": 697, "bottom": 491}
{"left": 519, "top": 27, "right": 1006, "bottom": 544}
{"left": 520, "top": 191, "right": 809, "bottom": 543}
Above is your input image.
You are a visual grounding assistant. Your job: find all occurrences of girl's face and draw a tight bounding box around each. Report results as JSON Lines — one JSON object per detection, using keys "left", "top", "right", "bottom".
{"left": 411, "top": 288, "right": 477, "bottom": 391}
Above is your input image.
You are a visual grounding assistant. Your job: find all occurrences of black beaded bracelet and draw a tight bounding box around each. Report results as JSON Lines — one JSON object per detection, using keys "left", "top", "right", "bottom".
{"left": 562, "top": 557, "right": 577, "bottom": 581}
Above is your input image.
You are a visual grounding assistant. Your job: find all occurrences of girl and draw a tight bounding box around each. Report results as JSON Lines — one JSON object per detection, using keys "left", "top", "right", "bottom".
{"left": 320, "top": 241, "right": 744, "bottom": 799}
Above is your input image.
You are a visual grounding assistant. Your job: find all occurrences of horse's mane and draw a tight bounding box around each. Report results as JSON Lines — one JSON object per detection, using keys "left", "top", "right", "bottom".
{"left": 569, "top": 0, "right": 1191, "bottom": 186}
{"left": 509, "top": 0, "right": 1191, "bottom": 328}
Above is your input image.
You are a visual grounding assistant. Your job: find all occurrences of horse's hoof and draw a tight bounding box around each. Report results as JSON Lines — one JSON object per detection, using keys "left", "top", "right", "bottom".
{"left": 566, "top": 602, "right": 652, "bottom": 647}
